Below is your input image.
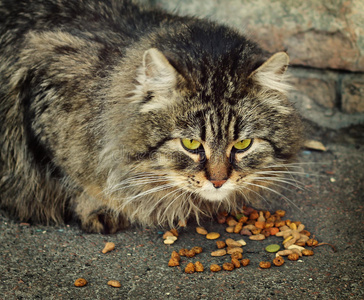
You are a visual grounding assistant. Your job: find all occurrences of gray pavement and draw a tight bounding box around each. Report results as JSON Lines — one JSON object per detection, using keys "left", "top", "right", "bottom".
{"left": 0, "top": 122, "right": 363, "bottom": 300}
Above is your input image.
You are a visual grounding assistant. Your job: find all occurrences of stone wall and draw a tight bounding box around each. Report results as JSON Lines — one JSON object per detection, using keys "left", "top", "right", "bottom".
{"left": 151, "top": 0, "right": 364, "bottom": 129}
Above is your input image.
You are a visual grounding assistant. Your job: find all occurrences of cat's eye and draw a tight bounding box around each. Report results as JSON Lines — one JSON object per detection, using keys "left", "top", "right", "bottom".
{"left": 181, "top": 138, "right": 202, "bottom": 152}
{"left": 233, "top": 139, "right": 253, "bottom": 151}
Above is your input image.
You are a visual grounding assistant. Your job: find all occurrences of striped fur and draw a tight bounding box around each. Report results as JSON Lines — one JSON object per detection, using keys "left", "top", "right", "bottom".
{"left": 0, "top": 0, "right": 303, "bottom": 233}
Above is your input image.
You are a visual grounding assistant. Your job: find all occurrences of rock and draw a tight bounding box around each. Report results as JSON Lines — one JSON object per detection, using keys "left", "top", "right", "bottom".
{"left": 341, "top": 74, "right": 364, "bottom": 113}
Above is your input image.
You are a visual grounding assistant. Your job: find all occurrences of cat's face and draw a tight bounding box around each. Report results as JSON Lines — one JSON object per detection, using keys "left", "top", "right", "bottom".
{"left": 126, "top": 49, "right": 302, "bottom": 202}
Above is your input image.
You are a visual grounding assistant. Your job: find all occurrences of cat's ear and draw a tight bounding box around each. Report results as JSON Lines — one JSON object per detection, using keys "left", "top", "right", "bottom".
{"left": 249, "top": 52, "right": 290, "bottom": 94}
{"left": 137, "top": 48, "right": 180, "bottom": 112}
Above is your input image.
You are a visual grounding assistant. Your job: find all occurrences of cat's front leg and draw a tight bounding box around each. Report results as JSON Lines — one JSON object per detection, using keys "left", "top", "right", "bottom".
{"left": 73, "top": 191, "right": 129, "bottom": 234}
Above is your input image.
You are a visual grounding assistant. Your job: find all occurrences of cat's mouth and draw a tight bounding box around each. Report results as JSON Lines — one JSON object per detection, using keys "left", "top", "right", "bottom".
{"left": 197, "top": 180, "right": 235, "bottom": 202}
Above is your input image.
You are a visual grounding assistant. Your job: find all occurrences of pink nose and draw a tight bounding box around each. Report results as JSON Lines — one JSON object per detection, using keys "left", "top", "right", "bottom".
{"left": 211, "top": 179, "right": 227, "bottom": 188}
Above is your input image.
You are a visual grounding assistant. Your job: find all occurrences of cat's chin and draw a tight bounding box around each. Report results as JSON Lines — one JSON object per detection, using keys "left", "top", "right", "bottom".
{"left": 197, "top": 182, "right": 234, "bottom": 202}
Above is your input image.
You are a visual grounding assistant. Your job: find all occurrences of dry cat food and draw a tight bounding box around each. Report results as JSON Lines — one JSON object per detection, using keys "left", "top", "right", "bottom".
{"left": 166, "top": 206, "right": 321, "bottom": 273}
{"left": 74, "top": 278, "right": 88, "bottom": 287}
{"left": 107, "top": 280, "right": 121, "bottom": 288}
{"left": 102, "top": 242, "right": 115, "bottom": 254}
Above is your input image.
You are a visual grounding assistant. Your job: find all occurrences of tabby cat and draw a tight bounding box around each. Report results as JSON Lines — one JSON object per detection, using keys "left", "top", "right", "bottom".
{"left": 0, "top": 0, "right": 303, "bottom": 233}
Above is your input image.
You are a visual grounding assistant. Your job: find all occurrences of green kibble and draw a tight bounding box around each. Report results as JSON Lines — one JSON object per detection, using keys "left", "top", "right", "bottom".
{"left": 265, "top": 244, "right": 280, "bottom": 253}
{"left": 235, "top": 213, "right": 246, "bottom": 221}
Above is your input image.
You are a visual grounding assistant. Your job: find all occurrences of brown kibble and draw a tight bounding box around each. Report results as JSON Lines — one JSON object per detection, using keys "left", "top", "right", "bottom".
{"left": 273, "top": 256, "right": 285, "bottom": 267}
{"left": 241, "top": 258, "right": 250, "bottom": 266}
{"left": 275, "top": 220, "right": 286, "bottom": 227}
{"left": 195, "top": 261, "right": 204, "bottom": 272}
{"left": 249, "top": 234, "right": 265, "bottom": 241}
{"left": 240, "top": 229, "right": 252, "bottom": 236}
{"left": 249, "top": 211, "right": 259, "bottom": 220}
{"left": 222, "top": 262, "right": 235, "bottom": 271}
{"left": 107, "top": 280, "right": 121, "bottom": 288}
{"left": 288, "top": 253, "right": 300, "bottom": 261}
{"left": 102, "top": 242, "right": 115, "bottom": 254}
{"left": 225, "top": 238, "right": 242, "bottom": 248}
{"left": 231, "top": 258, "right": 241, "bottom": 268}
{"left": 251, "top": 228, "right": 262, "bottom": 235}
{"left": 285, "top": 219, "right": 292, "bottom": 226}
{"left": 227, "top": 247, "right": 243, "bottom": 254}
{"left": 192, "top": 246, "right": 203, "bottom": 254}
{"left": 216, "top": 240, "right": 226, "bottom": 249}
{"left": 106, "top": 279, "right": 123, "bottom": 288}
{"left": 225, "top": 226, "right": 234, "bottom": 233}
{"left": 210, "top": 264, "right": 222, "bottom": 272}
{"left": 171, "top": 251, "right": 180, "bottom": 261}
{"left": 217, "top": 213, "right": 227, "bottom": 224}
{"left": 74, "top": 278, "right": 87, "bottom": 287}
{"left": 264, "top": 221, "right": 274, "bottom": 229}
{"left": 230, "top": 252, "right": 243, "bottom": 260}
{"left": 238, "top": 215, "right": 248, "bottom": 223}
{"left": 227, "top": 216, "right": 238, "bottom": 227}
{"left": 233, "top": 222, "right": 243, "bottom": 233}
{"left": 179, "top": 248, "right": 188, "bottom": 256}
{"left": 168, "top": 257, "right": 180, "bottom": 267}
{"left": 275, "top": 210, "right": 286, "bottom": 217}
{"left": 257, "top": 211, "right": 266, "bottom": 222}
{"left": 185, "top": 249, "right": 196, "bottom": 258}
{"left": 261, "top": 229, "right": 271, "bottom": 238}
{"left": 302, "top": 249, "right": 314, "bottom": 256}
{"left": 185, "top": 262, "right": 195, "bottom": 274}
{"left": 206, "top": 232, "right": 220, "bottom": 240}
{"left": 196, "top": 227, "right": 208, "bottom": 235}
{"left": 264, "top": 211, "right": 271, "bottom": 219}
{"left": 259, "top": 261, "right": 271, "bottom": 269}
{"left": 307, "top": 238, "right": 318, "bottom": 247}
{"left": 211, "top": 249, "right": 227, "bottom": 257}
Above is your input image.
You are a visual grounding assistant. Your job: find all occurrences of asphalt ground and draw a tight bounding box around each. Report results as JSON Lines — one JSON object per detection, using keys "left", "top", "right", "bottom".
{"left": 0, "top": 122, "right": 363, "bottom": 300}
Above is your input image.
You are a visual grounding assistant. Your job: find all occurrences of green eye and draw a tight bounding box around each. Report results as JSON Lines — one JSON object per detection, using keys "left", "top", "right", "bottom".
{"left": 181, "top": 138, "right": 201, "bottom": 151}
{"left": 233, "top": 139, "right": 252, "bottom": 151}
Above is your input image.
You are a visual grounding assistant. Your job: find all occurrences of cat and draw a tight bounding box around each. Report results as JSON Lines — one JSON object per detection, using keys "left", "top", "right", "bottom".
{"left": 0, "top": 0, "right": 303, "bottom": 233}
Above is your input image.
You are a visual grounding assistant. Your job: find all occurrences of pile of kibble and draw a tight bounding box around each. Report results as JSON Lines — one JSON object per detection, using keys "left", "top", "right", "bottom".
{"left": 164, "top": 207, "right": 318, "bottom": 273}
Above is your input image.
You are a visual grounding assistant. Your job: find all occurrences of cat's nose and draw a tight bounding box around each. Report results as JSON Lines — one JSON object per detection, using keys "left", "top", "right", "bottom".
{"left": 211, "top": 179, "right": 227, "bottom": 188}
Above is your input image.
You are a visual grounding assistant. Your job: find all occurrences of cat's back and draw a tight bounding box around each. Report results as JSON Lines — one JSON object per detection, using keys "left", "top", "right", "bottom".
{"left": 0, "top": 0, "right": 171, "bottom": 47}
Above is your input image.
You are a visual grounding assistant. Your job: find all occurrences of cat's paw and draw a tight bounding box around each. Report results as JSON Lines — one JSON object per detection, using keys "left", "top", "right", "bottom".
{"left": 80, "top": 210, "right": 129, "bottom": 234}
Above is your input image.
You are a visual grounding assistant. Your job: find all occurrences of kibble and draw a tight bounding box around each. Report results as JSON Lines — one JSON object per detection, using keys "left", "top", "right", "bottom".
{"left": 230, "top": 252, "right": 243, "bottom": 260}
{"left": 225, "top": 238, "right": 242, "bottom": 247}
{"left": 185, "top": 262, "right": 195, "bottom": 274}
{"left": 195, "top": 261, "right": 204, "bottom": 272}
{"left": 259, "top": 261, "right": 271, "bottom": 269}
{"left": 216, "top": 240, "right": 226, "bottom": 249}
{"left": 196, "top": 227, "right": 208, "bottom": 235}
{"left": 249, "top": 234, "right": 265, "bottom": 241}
{"left": 206, "top": 232, "right": 220, "bottom": 240}
{"left": 265, "top": 244, "right": 280, "bottom": 253}
{"left": 272, "top": 256, "right": 285, "bottom": 267}
{"left": 227, "top": 247, "right": 243, "bottom": 254}
{"left": 222, "top": 262, "right": 235, "bottom": 271}
{"left": 210, "top": 264, "right": 222, "bottom": 272}
{"left": 74, "top": 278, "right": 87, "bottom": 287}
{"left": 102, "top": 242, "right": 115, "bottom": 254}
{"left": 168, "top": 257, "right": 180, "bottom": 267}
{"left": 302, "top": 249, "right": 314, "bottom": 256}
{"left": 211, "top": 249, "right": 227, "bottom": 257}
{"left": 107, "top": 280, "right": 121, "bottom": 288}
{"left": 287, "top": 253, "right": 300, "bottom": 261}
{"left": 192, "top": 246, "right": 203, "bottom": 254}
{"left": 179, "top": 248, "right": 188, "bottom": 256}
{"left": 241, "top": 258, "right": 250, "bottom": 266}
{"left": 231, "top": 258, "right": 241, "bottom": 268}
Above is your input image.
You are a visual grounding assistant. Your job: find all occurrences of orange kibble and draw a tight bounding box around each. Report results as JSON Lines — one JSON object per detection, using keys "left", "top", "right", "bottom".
{"left": 254, "top": 221, "right": 265, "bottom": 229}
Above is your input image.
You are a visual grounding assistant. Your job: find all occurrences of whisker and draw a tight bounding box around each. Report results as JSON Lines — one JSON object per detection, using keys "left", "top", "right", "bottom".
{"left": 243, "top": 181, "right": 303, "bottom": 212}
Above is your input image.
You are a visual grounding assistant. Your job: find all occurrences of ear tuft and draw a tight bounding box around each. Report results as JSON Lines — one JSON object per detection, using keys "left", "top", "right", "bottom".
{"left": 143, "top": 48, "right": 177, "bottom": 83}
{"left": 249, "top": 52, "right": 291, "bottom": 94}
